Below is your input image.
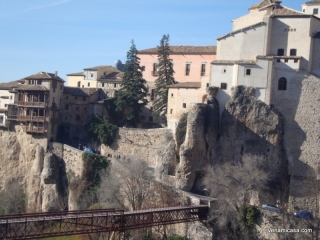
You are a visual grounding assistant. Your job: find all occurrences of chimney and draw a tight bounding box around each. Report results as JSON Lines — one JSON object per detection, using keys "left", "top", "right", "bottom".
{"left": 54, "top": 71, "right": 58, "bottom": 77}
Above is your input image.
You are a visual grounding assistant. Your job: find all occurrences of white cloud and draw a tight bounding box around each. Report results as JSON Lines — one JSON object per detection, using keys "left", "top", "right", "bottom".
{"left": 24, "top": 0, "right": 72, "bottom": 12}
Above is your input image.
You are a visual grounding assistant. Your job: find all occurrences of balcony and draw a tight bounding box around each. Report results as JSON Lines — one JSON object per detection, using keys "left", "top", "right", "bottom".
{"left": 7, "top": 115, "right": 47, "bottom": 122}
{"left": 151, "top": 71, "right": 158, "bottom": 77}
{"left": 25, "top": 126, "right": 47, "bottom": 133}
{"left": 17, "top": 101, "right": 47, "bottom": 107}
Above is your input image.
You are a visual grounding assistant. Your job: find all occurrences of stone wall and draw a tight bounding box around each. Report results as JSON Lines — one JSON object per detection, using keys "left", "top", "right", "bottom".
{"left": 101, "top": 128, "right": 171, "bottom": 167}
{"left": 51, "top": 142, "right": 83, "bottom": 177}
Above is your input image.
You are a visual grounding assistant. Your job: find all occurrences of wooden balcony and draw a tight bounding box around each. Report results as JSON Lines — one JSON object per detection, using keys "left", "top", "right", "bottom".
{"left": 25, "top": 126, "right": 47, "bottom": 133}
{"left": 7, "top": 115, "right": 47, "bottom": 122}
{"left": 17, "top": 101, "right": 47, "bottom": 107}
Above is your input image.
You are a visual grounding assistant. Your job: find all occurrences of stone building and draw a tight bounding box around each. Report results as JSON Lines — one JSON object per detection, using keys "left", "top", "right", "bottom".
{"left": 209, "top": 0, "right": 320, "bottom": 214}
{"left": 2, "top": 72, "right": 65, "bottom": 141}
{"left": 59, "top": 87, "right": 106, "bottom": 144}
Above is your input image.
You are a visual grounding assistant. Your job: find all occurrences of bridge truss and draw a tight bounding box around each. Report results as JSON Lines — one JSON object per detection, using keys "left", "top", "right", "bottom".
{"left": 0, "top": 205, "right": 209, "bottom": 239}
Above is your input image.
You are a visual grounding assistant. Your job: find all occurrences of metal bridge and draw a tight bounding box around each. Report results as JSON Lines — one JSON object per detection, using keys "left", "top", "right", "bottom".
{"left": 0, "top": 205, "right": 209, "bottom": 239}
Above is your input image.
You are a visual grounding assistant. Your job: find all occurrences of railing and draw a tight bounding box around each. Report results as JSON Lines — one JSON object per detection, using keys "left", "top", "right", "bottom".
{"left": 7, "top": 115, "right": 46, "bottom": 122}
{"left": 17, "top": 101, "right": 47, "bottom": 107}
{"left": 25, "top": 126, "right": 47, "bottom": 133}
{"left": 0, "top": 205, "right": 209, "bottom": 239}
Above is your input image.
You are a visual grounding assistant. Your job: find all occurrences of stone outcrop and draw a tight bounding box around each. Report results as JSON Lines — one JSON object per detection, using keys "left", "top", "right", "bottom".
{"left": 175, "top": 87, "right": 220, "bottom": 191}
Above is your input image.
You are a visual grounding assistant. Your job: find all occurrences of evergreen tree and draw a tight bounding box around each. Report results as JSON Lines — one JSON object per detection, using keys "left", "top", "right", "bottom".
{"left": 153, "top": 34, "right": 176, "bottom": 123}
{"left": 115, "top": 40, "right": 148, "bottom": 127}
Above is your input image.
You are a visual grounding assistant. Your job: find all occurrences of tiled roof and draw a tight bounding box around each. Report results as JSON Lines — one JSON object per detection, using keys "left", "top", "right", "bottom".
{"left": 249, "top": 0, "right": 273, "bottom": 10}
{"left": 217, "top": 22, "right": 266, "bottom": 40}
{"left": 98, "top": 79, "right": 122, "bottom": 84}
{"left": 211, "top": 60, "right": 256, "bottom": 65}
{"left": 83, "top": 65, "right": 117, "bottom": 71}
{"left": 25, "top": 72, "right": 65, "bottom": 82}
{"left": 98, "top": 71, "right": 124, "bottom": 81}
{"left": 63, "top": 87, "right": 100, "bottom": 97}
{"left": 257, "top": 55, "right": 302, "bottom": 59}
{"left": 138, "top": 46, "right": 217, "bottom": 54}
{"left": 0, "top": 80, "right": 24, "bottom": 90}
{"left": 14, "top": 85, "right": 48, "bottom": 91}
{"left": 272, "top": 6, "right": 305, "bottom": 16}
{"left": 167, "top": 82, "right": 201, "bottom": 89}
{"left": 66, "top": 72, "right": 85, "bottom": 76}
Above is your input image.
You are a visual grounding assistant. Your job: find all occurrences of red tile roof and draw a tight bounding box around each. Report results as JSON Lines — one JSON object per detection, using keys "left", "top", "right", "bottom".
{"left": 138, "top": 46, "right": 216, "bottom": 54}
{"left": 167, "top": 82, "right": 201, "bottom": 88}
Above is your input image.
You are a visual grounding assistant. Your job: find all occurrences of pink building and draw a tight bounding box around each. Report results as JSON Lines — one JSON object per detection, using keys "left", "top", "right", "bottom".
{"left": 137, "top": 46, "right": 217, "bottom": 83}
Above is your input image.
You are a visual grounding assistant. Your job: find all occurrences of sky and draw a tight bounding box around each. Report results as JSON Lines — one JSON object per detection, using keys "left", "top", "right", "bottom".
{"left": 0, "top": 0, "right": 306, "bottom": 83}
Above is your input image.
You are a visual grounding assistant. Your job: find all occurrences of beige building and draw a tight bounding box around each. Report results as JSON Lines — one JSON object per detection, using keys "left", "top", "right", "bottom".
{"left": 210, "top": 0, "right": 320, "bottom": 117}
{"left": 67, "top": 65, "right": 123, "bottom": 98}
{"left": 3, "top": 72, "right": 64, "bottom": 141}
{"left": 166, "top": 77, "right": 210, "bottom": 130}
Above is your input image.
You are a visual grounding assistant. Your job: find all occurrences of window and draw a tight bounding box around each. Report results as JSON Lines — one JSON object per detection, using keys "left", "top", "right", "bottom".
{"left": 303, "top": 9, "right": 305, "bottom": 12}
{"left": 151, "top": 89, "right": 155, "bottom": 101}
{"left": 10, "top": 95, "right": 12, "bottom": 100}
{"left": 141, "top": 66, "right": 145, "bottom": 71}
{"left": 83, "top": 97, "right": 86, "bottom": 101}
{"left": 278, "top": 77, "right": 287, "bottom": 90}
{"left": 91, "top": 73, "right": 94, "bottom": 78}
{"left": 290, "top": 49, "right": 297, "bottom": 56}
{"left": 37, "top": 80, "right": 42, "bottom": 85}
{"left": 222, "top": 68, "right": 227, "bottom": 74}
{"left": 77, "top": 81, "right": 80, "bottom": 87}
{"left": 82, "top": 85, "right": 84, "bottom": 88}
{"left": 171, "top": 93, "right": 174, "bottom": 97}
{"left": 65, "top": 104, "right": 69, "bottom": 110}
{"left": 206, "top": 83, "right": 209, "bottom": 88}
{"left": 221, "top": 83, "right": 227, "bottom": 90}
{"left": 201, "top": 63, "right": 206, "bottom": 76}
{"left": 170, "top": 109, "right": 173, "bottom": 114}
{"left": 183, "top": 103, "right": 186, "bottom": 108}
{"left": 185, "top": 63, "right": 190, "bottom": 76}
{"left": 4, "top": 104, "right": 7, "bottom": 107}
{"left": 114, "top": 84, "right": 117, "bottom": 88}
{"left": 245, "top": 69, "right": 251, "bottom": 76}
{"left": 76, "top": 115, "right": 80, "bottom": 121}
{"left": 149, "top": 116, "right": 153, "bottom": 122}
{"left": 277, "top": 49, "right": 284, "bottom": 56}
{"left": 88, "top": 82, "right": 90, "bottom": 87}
{"left": 152, "top": 63, "right": 158, "bottom": 76}
{"left": 294, "top": 59, "right": 299, "bottom": 63}
{"left": 102, "top": 83, "right": 104, "bottom": 87}
{"left": 314, "top": 8, "right": 318, "bottom": 14}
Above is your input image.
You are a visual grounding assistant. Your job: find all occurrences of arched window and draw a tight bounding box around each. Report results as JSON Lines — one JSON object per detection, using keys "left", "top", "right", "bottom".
{"left": 278, "top": 77, "right": 287, "bottom": 90}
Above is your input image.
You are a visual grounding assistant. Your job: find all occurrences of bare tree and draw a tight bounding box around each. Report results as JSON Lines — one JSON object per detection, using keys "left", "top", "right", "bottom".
{"left": 107, "top": 159, "right": 151, "bottom": 211}
{"left": 202, "top": 154, "right": 269, "bottom": 240}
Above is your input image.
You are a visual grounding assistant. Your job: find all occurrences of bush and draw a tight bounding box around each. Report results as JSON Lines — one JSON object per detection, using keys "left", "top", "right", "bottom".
{"left": 245, "top": 206, "right": 260, "bottom": 228}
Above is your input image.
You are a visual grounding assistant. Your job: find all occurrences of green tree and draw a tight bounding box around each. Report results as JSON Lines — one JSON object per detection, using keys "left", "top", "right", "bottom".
{"left": 153, "top": 34, "right": 176, "bottom": 123}
{"left": 115, "top": 40, "right": 148, "bottom": 127}
{"left": 87, "top": 115, "right": 118, "bottom": 145}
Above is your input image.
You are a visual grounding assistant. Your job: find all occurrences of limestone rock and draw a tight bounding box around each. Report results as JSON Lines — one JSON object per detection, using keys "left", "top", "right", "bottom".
{"left": 155, "top": 131, "right": 177, "bottom": 181}
{"left": 176, "top": 104, "right": 208, "bottom": 191}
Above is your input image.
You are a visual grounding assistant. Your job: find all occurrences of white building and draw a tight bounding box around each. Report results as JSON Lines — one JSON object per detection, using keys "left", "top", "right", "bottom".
{"left": 210, "top": 0, "right": 320, "bottom": 117}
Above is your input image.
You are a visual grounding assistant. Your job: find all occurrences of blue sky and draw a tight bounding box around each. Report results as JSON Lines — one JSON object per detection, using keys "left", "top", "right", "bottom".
{"left": 0, "top": 0, "right": 305, "bottom": 82}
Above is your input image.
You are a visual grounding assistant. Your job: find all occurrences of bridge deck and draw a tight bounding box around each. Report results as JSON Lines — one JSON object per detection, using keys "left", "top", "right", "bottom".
{"left": 0, "top": 205, "right": 209, "bottom": 239}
